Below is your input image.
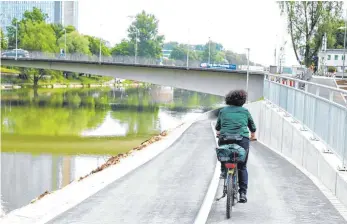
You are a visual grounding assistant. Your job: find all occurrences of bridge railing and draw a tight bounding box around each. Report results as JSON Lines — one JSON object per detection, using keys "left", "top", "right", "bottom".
{"left": 264, "top": 74, "right": 347, "bottom": 168}
{"left": 8, "top": 51, "right": 203, "bottom": 68}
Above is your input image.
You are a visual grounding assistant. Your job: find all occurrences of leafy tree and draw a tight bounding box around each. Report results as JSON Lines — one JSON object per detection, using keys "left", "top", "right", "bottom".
{"left": 22, "top": 7, "right": 48, "bottom": 23}
{"left": 128, "top": 10, "right": 164, "bottom": 58}
{"left": 170, "top": 44, "right": 187, "bottom": 60}
{"left": 163, "top": 42, "right": 178, "bottom": 50}
{"left": 279, "top": 1, "right": 343, "bottom": 66}
{"left": 58, "top": 31, "right": 91, "bottom": 55}
{"left": 85, "top": 35, "right": 110, "bottom": 56}
{"left": 194, "top": 44, "right": 205, "bottom": 51}
{"left": 19, "top": 21, "right": 57, "bottom": 52}
{"left": 170, "top": 44, "right": 200, "bottom": 61}
{"left": 1, "top": 28, "right": 8, "bottom": 50}
{"left": 111, "top": 40, "right": 131, "bottom": 56}
{"left": 202, "top": 41, "right": 226, "bottom": 63}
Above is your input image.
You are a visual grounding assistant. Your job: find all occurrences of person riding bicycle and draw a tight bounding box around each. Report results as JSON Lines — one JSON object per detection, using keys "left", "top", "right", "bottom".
{"left": 215, "top": 89, "right": 256, "bottom": 203}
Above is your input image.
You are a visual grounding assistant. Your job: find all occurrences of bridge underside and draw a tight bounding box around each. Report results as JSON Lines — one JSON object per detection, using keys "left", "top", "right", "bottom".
{"left": 1, "top": 59, "right": 264, "bottom": 101}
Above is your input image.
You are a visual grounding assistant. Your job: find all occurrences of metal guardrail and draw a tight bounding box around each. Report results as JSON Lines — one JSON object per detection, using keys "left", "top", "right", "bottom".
{"left": 1, "top": 51, "right": 203, "bottom": 68}
{"left": 264, "top": 74, "right": 347, "bottom": 169}
{"left": 1, "top": 51, "right": 268, "bottom": 74}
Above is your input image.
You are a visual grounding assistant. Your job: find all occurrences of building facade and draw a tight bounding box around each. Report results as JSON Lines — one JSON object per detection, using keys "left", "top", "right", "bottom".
{"left": 318, "top": 49, "right": 346, "bottom": 72}
{"left": 0, "top": 1, "right": 78, "bottom": 31}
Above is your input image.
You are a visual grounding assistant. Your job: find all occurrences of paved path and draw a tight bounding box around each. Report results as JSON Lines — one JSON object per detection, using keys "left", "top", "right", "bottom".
{"left": 49, "top": 120, "right": 217, "bottom": 224}
{"left": 207, "top": 141, "right": 346, "bottom": 224}
{"left": 46, "top": 119, "right": 346, "bottom": 224}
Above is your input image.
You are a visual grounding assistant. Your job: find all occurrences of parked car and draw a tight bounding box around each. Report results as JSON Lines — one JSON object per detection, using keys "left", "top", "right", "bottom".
{"left": 1, "top": 49, "right": 29, "bottom": 58}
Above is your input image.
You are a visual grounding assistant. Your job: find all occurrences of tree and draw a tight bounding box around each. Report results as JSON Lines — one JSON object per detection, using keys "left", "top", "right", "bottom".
{"left": 279, "top": 1, "right": 343, "bottom": 66}
{"left": 163, "top": 42, "right": 178, "bottom": 50}
{"left": 19, "top": 20, "right": 57, "bottom": 52}
{"left": 85, "top": 35, "right": 110, "bottom": 56}
{"left": 170, "top": 44, "right": 201, "bottom": 61}
{"left": 6, "top": 7, "right": 53, "bottom": 50}
{"left": 170, "top": 44, "right": 187, "bottom": 61}
{"left": 1, "top": 28, "right": 8, "bottom": 50}
{"left": 111, "top": 40, "right": 131, "bottom": 56}
{"left": 22, "top": 7, "right": 48, "bottom": 23}
{"left": 202, "top": 41, "right": 226, "bottom": 63}
{"left": 127, "top": 11, "right": 165, "bottom": 58}
{"left": 58, "top": 31, "right": 91, "bottom": 55}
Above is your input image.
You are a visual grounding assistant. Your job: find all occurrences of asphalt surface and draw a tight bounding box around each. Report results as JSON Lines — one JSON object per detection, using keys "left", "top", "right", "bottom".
{"left": 207, "top": 141, "right": 346, "bottom": 224}
{"left": 48, "top": 120, "right": 217, "bottom": 224}
{"left": 47, "top": 119, "right": 346, "bottom": 224}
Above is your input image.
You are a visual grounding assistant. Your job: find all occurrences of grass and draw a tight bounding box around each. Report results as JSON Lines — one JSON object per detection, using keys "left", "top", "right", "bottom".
{"left": 0, "top": 67, "right": 21, "bottom": 74}
{"left": 1, "top": 134, "right": 158, "bottom": 155}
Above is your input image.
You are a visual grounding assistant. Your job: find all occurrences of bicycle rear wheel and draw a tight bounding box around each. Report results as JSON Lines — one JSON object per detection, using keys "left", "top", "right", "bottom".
{"left": 226, "top": 173, "right": 233, "bottom": 219}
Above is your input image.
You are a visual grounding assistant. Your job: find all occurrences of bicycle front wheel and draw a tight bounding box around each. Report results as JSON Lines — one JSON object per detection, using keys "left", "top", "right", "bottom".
{"left": 226, "top": 174, "right": 233, "bottom": 219}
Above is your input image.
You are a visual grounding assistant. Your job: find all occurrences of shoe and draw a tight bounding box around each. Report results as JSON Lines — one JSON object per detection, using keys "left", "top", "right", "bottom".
{"left": 239, "top": 192, "right": 247, "bottom": 203}
{"left": 220, "top": 171, "right": 226, "bottom": 179}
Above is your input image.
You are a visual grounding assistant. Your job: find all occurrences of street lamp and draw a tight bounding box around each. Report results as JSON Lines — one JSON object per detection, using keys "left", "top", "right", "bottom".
{"left": 186, "top": 28, "right": 190, "bottom": 68}
{"left": 338, "top": 26, "right": 347, "bottom": 79}
{"left": 208, "top": 37, "right": 211, "bottom": 65}
{"left": 99, "top": 24, "right": 103, "bottom": 63}
{"left": 245, "top": 48, "right": 250, "bottom": 101}
{"left": 15, "top": 20, "right": 18, "bottom": 60}
{"left": 62, "top": 28, "right": 66, "bottom": 59}
{"left": 128, "top": 16, "right": 138, "bottom": 64}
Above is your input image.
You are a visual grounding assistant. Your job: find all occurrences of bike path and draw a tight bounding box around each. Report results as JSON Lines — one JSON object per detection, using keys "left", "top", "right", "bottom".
{"left": 48, "top": 120, "right": 216, "bottom": 224}
{"left": 207, "top": 141, "right": 346, "bottom": 224}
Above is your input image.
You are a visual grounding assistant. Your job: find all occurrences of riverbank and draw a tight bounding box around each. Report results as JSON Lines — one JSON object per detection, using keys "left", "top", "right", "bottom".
{"left": 0, "top": 119, "right": 195, "bottom": 223}
{"left": 1, "top": 82, "right": 145, "bottom": 90}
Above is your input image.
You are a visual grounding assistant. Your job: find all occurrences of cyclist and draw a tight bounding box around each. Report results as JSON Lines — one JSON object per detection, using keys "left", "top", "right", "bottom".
{"left": 215, "top": 89, "right": 256, "bottom": 203}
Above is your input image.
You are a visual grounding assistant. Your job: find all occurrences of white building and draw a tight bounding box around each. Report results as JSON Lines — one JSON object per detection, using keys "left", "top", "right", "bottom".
{"left": 318, "top": 49, "right": 346, "bottom": 72}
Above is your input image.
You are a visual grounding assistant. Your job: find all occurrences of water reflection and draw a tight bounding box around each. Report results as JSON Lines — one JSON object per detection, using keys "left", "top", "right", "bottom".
{"left": 1, "top": 85, "right": 224, "bottom": 214}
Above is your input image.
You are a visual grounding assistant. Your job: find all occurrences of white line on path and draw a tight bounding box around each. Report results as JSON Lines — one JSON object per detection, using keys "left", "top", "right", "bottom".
{"left": 193, "top": 121, "right": 221, "bottom": 224}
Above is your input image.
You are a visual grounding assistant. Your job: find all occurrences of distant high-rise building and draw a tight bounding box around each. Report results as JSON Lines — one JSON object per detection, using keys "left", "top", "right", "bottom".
{"left": 0, "top": 1, "right": 78, "bottom": 32}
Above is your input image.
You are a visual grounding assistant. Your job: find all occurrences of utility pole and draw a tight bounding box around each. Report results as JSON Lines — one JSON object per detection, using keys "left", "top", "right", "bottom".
{"left": 187, "top": 28, "right": 190, "bottom": 68}
{"left": 208, "top": 37, "right": 211, "bottom": 65}
{"left": 246, "top": 48, "right": 250, "bottom": 101}
{"left": 15, "top": 20, "right": 18, "bottom": 60}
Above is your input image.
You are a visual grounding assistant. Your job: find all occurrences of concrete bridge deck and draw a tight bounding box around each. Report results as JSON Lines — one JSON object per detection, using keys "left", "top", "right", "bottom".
{"left": 46, "top": 119, "right": 345, "bottom": 224}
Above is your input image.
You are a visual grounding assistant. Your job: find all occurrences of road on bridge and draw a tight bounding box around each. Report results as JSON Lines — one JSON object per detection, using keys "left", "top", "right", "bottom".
{"left": 48, "top": 119, "right": 346, "bottom": 224}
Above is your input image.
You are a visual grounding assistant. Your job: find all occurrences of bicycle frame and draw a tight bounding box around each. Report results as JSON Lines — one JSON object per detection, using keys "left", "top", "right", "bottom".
{"left": 216, "top": 163, "right": 238, "bottom": 202}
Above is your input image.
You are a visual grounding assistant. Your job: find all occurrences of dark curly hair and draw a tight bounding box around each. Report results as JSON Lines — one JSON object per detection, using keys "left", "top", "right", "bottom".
{"left": 225, "top": 89, "right": 247, "bottom": 106}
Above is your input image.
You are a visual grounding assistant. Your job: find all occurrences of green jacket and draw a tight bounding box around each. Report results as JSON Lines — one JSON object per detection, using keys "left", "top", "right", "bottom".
{"left": 215, "top": 106, "right": 256, "bottom": 138}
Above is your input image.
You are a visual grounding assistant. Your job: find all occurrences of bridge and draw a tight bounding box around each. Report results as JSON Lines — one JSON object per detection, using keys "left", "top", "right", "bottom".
{"left": 1, "top": 54, "right": 265, "bottom": 102}
{"left": 1, "top": 57, "right": 347, "bottom": 223}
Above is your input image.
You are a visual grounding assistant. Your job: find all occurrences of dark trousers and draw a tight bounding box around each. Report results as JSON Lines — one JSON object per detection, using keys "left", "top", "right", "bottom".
{"left": 218, "top": 137, "right": 250, "bottom": 194}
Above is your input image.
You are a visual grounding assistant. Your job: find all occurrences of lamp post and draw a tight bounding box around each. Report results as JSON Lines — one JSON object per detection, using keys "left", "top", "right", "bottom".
{"left": 15, "top": 20, "right": 18, "bottom": 60}
{"left": 128, "top": 16, "right": 138, "bottom": 64}
{"left": 187, "top": 28, "right": 190, "bottom": 68}
{"left": 63, "top": 28, "right": 66, "bottom": 59}
{"left": 99, "top": 24, "right": 102, "bottom": 63}
{"left": 245, "top": 48, "right": 250, "bottom": 101}
{"left": 208, "top": 37, "right": 211, "bottom": 65}
{"left": 338, "top": 25, "right": 347, "bottom": 79}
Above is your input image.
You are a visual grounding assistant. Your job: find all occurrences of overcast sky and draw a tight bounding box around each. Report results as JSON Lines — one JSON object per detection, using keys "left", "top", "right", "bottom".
{"left": 78, "top": 0, "right": 304, "bottom": 66}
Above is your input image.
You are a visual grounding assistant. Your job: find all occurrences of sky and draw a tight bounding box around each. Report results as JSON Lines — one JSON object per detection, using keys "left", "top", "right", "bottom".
{"left": 78, "top": 0, "right": 300, "bottom": 66}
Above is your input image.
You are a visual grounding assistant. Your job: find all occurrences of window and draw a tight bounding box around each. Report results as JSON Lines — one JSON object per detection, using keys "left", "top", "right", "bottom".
{"left": 328, "top": 55, "right": 331, "bottom": 60}
{"left": 335, "top": 55, "right": 339, "bottom": 60}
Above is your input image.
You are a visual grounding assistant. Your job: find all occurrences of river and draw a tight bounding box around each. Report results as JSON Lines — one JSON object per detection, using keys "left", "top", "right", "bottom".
{"left": 0, "top": 85, "right": 223, "bottom": 215}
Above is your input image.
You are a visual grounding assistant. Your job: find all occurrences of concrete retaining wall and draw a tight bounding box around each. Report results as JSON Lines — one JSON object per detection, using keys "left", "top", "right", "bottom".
{"left": 246, "top": 101, "right": 347, "bottom": 208}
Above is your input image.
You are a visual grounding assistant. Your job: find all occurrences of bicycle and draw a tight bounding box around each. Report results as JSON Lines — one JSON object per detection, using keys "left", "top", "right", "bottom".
{"left": 215, "top": 155, "right": 238, "bottom": 219}
{"left": 215, "top": 135, "right": 257, "bottom": 219}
